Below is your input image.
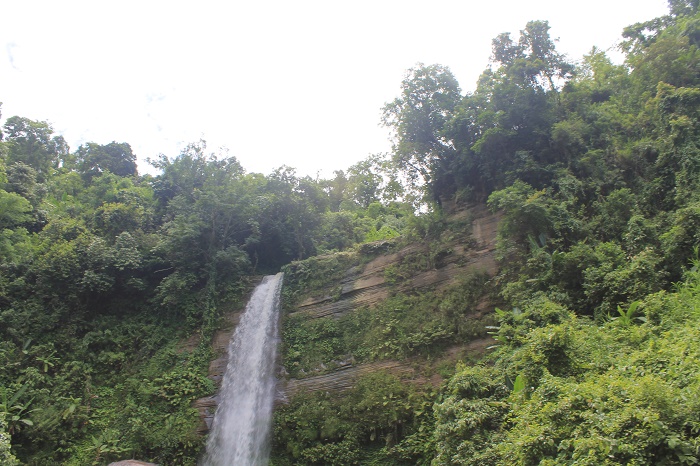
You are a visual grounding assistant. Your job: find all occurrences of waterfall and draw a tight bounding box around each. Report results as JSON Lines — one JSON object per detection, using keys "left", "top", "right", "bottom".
{"left": 201, "top": 273, "right": 284, "bottom": 466}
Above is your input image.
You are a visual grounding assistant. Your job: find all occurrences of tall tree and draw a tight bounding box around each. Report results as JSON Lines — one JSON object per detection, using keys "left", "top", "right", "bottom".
{"left": 2, "top": 117, "right": 69, "bottom": 180}
{"left": 76, "top": 142, "right": 138, "bottom": 179}
{"left": 493, "top": 20, "right": 574, "bottom": 92}
{"left": 149, "top": 140, "right": 244, "bottom": 208}
{"left": 381, "top": 64, "right": 462, "bottom": 201}
{"left": 346, "top": 156, "right": 383, "bottom": 208}
{"left": 445, "top": 21, "right": 574, "bottom": 197}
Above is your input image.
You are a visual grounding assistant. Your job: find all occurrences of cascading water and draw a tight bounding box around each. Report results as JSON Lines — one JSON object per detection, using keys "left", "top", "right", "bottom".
{"left": 201, "top": 273, "right": 284, "bottom": 466}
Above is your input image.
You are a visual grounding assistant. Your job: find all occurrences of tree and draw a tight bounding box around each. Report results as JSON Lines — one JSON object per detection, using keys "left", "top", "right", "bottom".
{"left": 0, "top": 190, "right": 32, "bottom": 230}
{"left": 324, "top": 170, "right": 349, "bottom": 212}
{"left": 149, "top": 140, "right": 244, "bottom": 207}
{"left": 4, "top": 163, "right": 42, "bottom": 206}
{"left": 382, "top": 63, "right": 462, "bottom": 200}
{"left": 669, "top": 0, "right": 700, "bottom": 17}
{"left": 444, "top": 21, "right": 575, "bottom": 198}
{"left": 628, "top": 20, "right": 700, "bottom": 91}
{"left": 75, "top": 142, "right": 138, "bottom": 179}
{"left": 493, "top": 20, "right": 574, "bottom": 92}
{"left": 255, "top": 166, "right": 326, "bottom": 265}
{"left": 346, "top": 157, "right": 383, "bottom": 209}
{"left": 622, "top": 0, "right": 700, "bottom": 63}
{"left": 2, "top": 117, "right": 69, "bottom": 180}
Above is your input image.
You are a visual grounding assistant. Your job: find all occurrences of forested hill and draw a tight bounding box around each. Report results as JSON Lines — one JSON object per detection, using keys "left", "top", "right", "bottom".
{"left": 2, "top": 1, "right": 700, "bottom": 464}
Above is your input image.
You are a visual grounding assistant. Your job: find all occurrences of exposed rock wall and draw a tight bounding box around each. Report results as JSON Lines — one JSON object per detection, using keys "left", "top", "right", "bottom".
{"left": 279, "top": 204, "right": 501, "bottom": 400}
{"left": 283, "top": 359, "right": 416, "bottom": 399}
{"left": 291, "top": 203, "right": 499, "bottom": 320}
{"left": 281, "top": 337, "right": 494, "bottom": 399}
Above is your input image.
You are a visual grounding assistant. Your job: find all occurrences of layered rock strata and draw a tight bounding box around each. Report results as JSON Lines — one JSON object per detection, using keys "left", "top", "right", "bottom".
{"left": 291, "top": 203, "right": 499, "bottom": 320}
{"left": 278, "top": 204, "right": 500, "bottom": 400}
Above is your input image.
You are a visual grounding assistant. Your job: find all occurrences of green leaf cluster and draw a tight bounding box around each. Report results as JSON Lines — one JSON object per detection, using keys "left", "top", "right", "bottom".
{"left": 272, "top": 372, "right": 434, "bottom": 465}
{"left": 430, "top": 265, "right": 700, "bottom": 465}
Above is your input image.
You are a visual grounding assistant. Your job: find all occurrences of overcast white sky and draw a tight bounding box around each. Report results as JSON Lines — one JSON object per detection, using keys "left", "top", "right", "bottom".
{"left": 1, "top": 0, "right": 669, "bottom": 178}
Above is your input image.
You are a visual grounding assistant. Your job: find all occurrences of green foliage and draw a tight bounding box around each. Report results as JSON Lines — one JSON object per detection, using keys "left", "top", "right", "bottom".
{"left": 282, "top": 313, "right": 343, "bottom": 378}
{"left": 47, "top": 341, "right": 213, "bottom": 466}
{"left": 2, "top": 116, "right": 69, "bottom": 180}
{"left": 0, "top": 413, "right": 19, "bottom": 466}
{"left": 432, "top": 364, "right": 509, "bottom": 465}
{"left": 403, "top": 207, "right": 448, "bottom": 242}
{"left": 282, "top": 272, "right": 493, "bottom": 378}
{"left": 0, "top": 189, "right": 33, "bottom": 230}
{"left": 76, "top": 141, "right": 138, "bottom": 179}
{"left": 491, "top": 20, "right": 574, "bottom": 91}
{"left": 272, "top": 372, "right": 433, "bottom": 465}
{"left": 153, "top": 364, "right": 214, "bottom": 408}
{"left": 583, "top": 244, "right": 665, "bottom": 319}
{"left": 0, "top": 102, "right": 419, "bottom": 463}
{"left": 376, "top": 4, "right": 700, "bottom": 338}
{"left": 0, "top": 384, "right": 36, "bottom": 435}
{"left": 381, "top": 64, "right": 462, "bottom": 201}
{"left": 430, "top": 267, "right": 700, "bottom": 465}
{"left": 364, "top": 224, "right": 400, "bottom": 243}
{"left": 609, "top": 300, "right": 645, "bottom": 327}
{"left": 488, "top": 181, "right": 553, "bottom": 243}
{"left": 511, "top": 374, "right": 525, "bottom": 394}
{"left": 500, "top": 372, "right": 696, "bottom": 465}
{"left": 281, "top": 251, "right": 361, "bottom": 307}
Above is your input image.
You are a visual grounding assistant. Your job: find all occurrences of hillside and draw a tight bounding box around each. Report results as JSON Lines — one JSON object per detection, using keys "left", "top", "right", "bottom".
{"left": 2, "top": 2, "right": 700, "bottom": 464}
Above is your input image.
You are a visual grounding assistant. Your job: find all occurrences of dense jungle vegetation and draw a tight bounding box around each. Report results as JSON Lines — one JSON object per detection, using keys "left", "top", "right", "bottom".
{"left": 2, "top": 1, "right": 700, "bottom": 464}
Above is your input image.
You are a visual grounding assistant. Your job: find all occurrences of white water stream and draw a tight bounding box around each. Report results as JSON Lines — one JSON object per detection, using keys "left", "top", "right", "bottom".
{"left": 201, "top": 273, "right": 284, "bottom": 466}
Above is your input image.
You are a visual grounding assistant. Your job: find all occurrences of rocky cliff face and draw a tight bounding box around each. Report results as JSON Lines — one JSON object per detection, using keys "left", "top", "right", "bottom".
{"left": 290, "top": 204, "right": 499, "bottom": 320}
{"left": 195, "top": 203, "right": 501, "bottom": 433}
{"left": 278, "top": 203, "right": 500, "bottom": 399}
